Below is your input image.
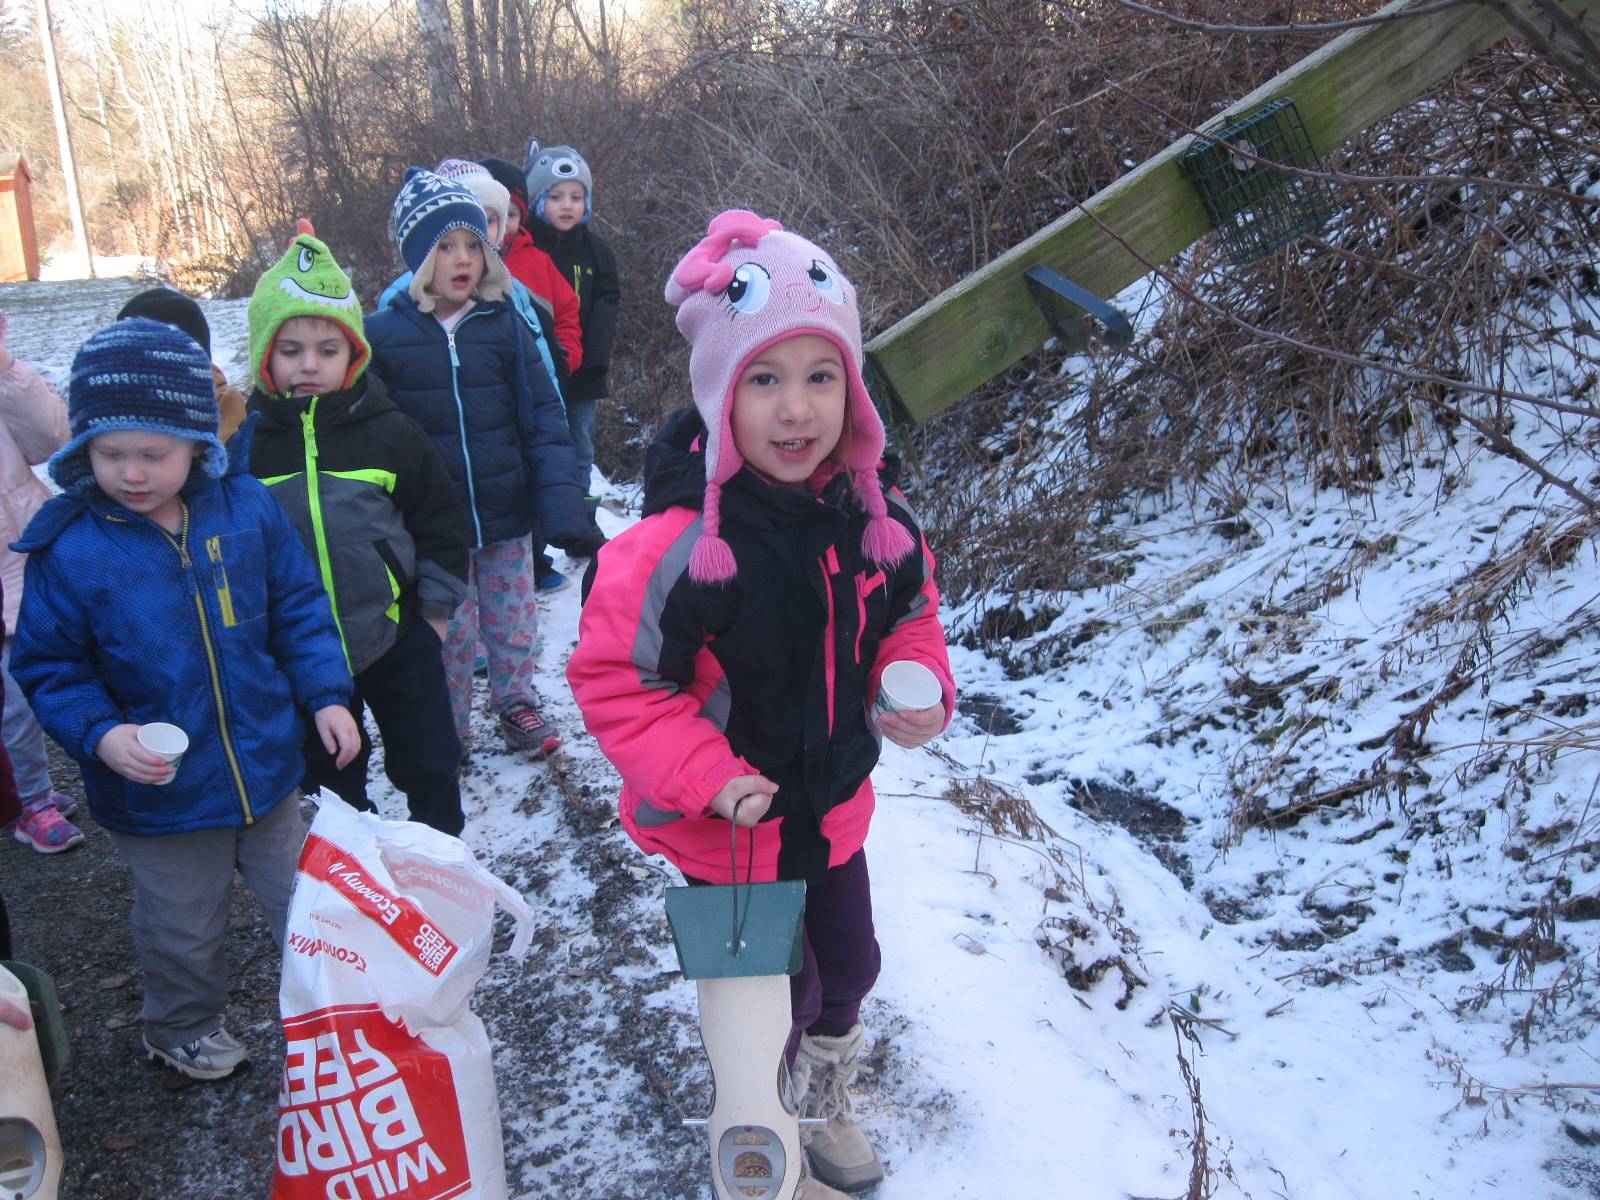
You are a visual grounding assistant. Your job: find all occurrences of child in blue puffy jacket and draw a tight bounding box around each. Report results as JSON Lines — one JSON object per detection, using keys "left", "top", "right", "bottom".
{"left": 10, "top": 318, "right": 358, "bottom": 1082}
{"left": 365, "top": 167, "right": 590, "bottom": 760}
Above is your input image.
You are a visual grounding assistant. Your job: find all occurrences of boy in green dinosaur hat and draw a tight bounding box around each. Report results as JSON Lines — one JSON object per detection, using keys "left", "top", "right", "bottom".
{"left": 246, "top": 220, "right": 472, "bottom": 835}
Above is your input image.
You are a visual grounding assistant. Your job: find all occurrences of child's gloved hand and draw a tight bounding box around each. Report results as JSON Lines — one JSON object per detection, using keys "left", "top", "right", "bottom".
{"left": 96, "top": 723, "right": 176, "bottom": 784}
{"left": 709, "top": 774, "right": 779, "bottom": 825}
{"left": 314, "top": 704, "right": 362, "bottom": 769}
{"left": 878, "top": 703, "right": 944, "bottom": 750}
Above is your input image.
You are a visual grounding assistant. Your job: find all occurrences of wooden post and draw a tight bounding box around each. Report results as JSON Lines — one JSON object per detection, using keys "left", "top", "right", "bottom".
{"left": 864, "top": 0, "right": 1524, "bottom": 424}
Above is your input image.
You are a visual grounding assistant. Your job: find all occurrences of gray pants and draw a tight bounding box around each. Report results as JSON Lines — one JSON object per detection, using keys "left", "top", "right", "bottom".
{"left": 107, "top": 795, "right": 305, "bottom": 1050}
{"left": 2, "top": 637, "right": 54, "bottom": 804}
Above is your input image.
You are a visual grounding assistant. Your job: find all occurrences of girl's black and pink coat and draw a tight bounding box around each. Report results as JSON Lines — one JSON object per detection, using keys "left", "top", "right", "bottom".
{"left": 568, "top": 407, "right": 955, "bottom": 887}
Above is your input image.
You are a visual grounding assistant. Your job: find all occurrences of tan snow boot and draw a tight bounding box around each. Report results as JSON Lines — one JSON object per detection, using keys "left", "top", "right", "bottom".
{"left": 799, "top": 1161, "right": 853, "bottom": 1199}
{"left": 792, "top": 1024, "right": 885, "bottom": 1193}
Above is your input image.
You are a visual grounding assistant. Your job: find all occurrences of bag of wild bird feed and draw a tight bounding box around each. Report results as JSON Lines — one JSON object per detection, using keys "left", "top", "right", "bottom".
{"left": 271, "top": 795, "right": 535, "bottom": 1200}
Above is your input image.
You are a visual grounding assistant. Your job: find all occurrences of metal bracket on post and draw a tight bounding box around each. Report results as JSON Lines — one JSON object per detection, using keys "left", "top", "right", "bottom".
{"left": 1023, "top": 266, "right": 1134, "bottom": 354}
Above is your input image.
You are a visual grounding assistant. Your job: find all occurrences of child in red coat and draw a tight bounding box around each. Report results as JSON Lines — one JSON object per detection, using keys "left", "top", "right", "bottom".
{"left": 568, "top": 210, "right": 954, "bottom": 1198}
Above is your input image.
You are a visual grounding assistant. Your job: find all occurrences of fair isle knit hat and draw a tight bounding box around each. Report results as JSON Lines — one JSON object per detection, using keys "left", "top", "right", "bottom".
{"left": 525, "top": 141, "right": 592, "bottom": 224}
{"left": 388, "top": 167, "right": 512, "bottom": 312}
{"left": 247, "top": 219, "right": 370, "bottom": 393}
{"left": 50, "top": 317, "right": 225, "bottom": 496}
{"left": 665, "top": 209, "right": 914, "bottom": 585}
{"left": 434, "top": 158, "right": 510, "bottom": 240}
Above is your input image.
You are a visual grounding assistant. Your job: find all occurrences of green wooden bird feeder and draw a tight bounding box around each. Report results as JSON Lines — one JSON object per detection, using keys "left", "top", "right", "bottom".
{"left": 1178, "top": 97, "right": 1334, "bottom": 266}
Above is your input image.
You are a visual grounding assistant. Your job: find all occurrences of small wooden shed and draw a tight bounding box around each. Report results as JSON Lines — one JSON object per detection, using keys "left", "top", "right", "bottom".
{"left": 0, "top": 155, "right": 41, "bottom": 283}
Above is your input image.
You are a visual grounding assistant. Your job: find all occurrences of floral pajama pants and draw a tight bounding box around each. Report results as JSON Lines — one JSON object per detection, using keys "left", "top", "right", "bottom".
{"left": 441, "top": 537, "right": 541, "bottom": 742}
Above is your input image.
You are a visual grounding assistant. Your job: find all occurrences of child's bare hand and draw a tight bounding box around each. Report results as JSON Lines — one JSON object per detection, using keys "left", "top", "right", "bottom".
{"left": 96, "top": 723, "right": 176, "bottom": 784}
{"left": 315, "top": 705, "right": 362, "bottom": 768}
{"left": 878, "top": 703, "right": 945, "bottom": 750}
{"left": 709, "top": 774, "right": 779, "bottom": 825}
{"left": 425, "top": 616, "right": 449, "bottom": 643}
{"left": 0, "top": 312, "right": 12, "bottom": 375}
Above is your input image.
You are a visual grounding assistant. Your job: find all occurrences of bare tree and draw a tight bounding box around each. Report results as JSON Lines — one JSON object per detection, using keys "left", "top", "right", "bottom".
{"left": 417, "top": 0, "right": 463, "bottom": 129}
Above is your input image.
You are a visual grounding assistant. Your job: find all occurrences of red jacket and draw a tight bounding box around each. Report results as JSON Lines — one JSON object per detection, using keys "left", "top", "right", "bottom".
{"left": 568, "top": 409, "right": 954, "bottom": 884}
{"left": 502, "top": 228, "right": 584, "bottom": 373}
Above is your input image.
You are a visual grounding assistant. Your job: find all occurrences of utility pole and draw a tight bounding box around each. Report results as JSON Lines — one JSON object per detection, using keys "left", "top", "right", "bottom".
{"left": 35, "top": 0, "right": 94, "bottom": 279}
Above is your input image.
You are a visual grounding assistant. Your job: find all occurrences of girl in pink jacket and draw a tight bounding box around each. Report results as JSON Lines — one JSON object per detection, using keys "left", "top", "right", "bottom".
{"left": 0, "top": 312, "right": 81, "bottom": 852}
{"left": 567, "top": 211, "right": 954, "bottom": 1197}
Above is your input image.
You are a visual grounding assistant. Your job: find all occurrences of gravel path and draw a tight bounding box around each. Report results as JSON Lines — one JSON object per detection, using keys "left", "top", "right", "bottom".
{"left": 2, "top": 733, "right": 722, "bottom": 1199}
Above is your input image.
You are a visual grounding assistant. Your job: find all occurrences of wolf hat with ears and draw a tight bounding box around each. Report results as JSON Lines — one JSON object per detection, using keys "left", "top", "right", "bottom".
{"left": 665, "top": 208, "right": 915, "bottom": 584}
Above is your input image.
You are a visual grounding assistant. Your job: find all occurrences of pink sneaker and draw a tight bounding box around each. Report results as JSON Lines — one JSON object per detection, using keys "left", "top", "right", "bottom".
{"left": 40, "top": 790, "right": 77, "bottom": 818}
{"left": 13, "top": 797, "right": 84, "bottom": 854}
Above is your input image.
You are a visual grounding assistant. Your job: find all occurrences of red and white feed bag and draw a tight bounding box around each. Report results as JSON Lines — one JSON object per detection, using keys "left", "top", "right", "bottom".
{"left": 272, "top": 796, "right": 536, "bottom": 1200}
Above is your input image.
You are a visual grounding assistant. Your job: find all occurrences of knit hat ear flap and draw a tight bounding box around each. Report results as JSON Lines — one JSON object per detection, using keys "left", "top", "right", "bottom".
{"left": 857, "top": 468, "right": 916, "bottom": 568}
{"left": 688, "top": 479, "right": 738, "bottom": 584}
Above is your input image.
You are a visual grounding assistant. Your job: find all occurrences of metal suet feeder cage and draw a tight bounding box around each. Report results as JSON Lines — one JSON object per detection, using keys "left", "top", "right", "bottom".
{"left": 1179, "top": 97, "right": 1334, "bottom": 266}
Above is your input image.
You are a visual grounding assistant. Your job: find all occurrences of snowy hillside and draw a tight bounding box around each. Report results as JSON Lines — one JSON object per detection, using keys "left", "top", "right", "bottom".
{"left": 5, "top": 278, "right": 1597, "bottom": 1199}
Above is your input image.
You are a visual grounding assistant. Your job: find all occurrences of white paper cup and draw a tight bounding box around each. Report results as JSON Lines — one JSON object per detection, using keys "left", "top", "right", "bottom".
{"left": 136, "top": 722, "right": 188, "bottom": 783}
{"left": 873, "top": 660, "right": 943, "bottom": 718}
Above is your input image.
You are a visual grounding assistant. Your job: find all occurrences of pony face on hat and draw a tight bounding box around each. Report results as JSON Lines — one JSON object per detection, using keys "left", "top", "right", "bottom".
{"left": 664, "top": 209, "right": 913, "bottom": 584}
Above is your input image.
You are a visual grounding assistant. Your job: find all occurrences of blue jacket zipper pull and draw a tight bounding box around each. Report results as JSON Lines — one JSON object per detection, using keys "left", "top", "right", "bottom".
{"left": 447, "top": 330, "right": 460, "bottom": 368}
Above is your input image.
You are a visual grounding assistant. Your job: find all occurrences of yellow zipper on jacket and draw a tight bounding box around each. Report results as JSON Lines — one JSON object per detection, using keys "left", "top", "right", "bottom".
{"left": 300, "top": 397, "right": 352, "bottom": 671}
{"left": 156, "top": 501, "right": 254, "bottom": 823}
{"left": 207, "top": 537, "right": 236, "bottom": 626}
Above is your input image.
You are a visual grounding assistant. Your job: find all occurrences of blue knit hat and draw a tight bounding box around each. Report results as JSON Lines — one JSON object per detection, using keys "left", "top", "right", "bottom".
{"left": 524, "top": 142, "right": 592, "bottom": 224}
{"left": 50, "top": 317, "right": 226, "bottom": 496}
{"left": 388, "top": 166, "right": 512, "bottom": 312}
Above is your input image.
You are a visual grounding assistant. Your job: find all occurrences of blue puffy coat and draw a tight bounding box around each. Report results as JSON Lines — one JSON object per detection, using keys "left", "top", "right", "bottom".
{"left": 10, "top": 427, "right": 353, "bottom": 836}
{"left": 365, "top": 292, "right": 588, "bottom": 549}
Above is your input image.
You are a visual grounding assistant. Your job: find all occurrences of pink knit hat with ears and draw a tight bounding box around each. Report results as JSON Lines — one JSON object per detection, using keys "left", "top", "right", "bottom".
{"left": 665, "top": 209, "right": 915, "bottom": 584}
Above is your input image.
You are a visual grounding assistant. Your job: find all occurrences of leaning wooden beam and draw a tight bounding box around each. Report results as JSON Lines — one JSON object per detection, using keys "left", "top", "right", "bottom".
{"left": 864, "top": 0, "right": 1513, "bottom": 424}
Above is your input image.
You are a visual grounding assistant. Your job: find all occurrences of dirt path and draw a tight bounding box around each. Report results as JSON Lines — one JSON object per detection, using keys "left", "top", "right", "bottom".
{"left": 3, "top": 737, "right": 725, "bottom": 1199}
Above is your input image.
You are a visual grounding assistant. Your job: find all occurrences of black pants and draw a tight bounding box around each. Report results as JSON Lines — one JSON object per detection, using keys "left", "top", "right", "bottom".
{"left": 303, "top": 618, "right": 464, "bottom": 836}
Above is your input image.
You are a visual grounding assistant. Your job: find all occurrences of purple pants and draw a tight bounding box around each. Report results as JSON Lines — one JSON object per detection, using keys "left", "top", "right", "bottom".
{"left": 441, "top": 537, "right": 541, "bottom": 741}
{"left": 689, "top": 848, "right": 881, "bottom": 1066}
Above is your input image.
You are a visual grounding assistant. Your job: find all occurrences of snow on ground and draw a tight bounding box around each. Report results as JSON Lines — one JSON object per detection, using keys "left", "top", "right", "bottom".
{"left": 3, "top": 279, "right": 1596, "bottom": 1198}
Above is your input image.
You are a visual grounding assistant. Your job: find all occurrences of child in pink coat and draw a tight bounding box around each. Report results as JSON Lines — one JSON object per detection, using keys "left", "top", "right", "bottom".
{"left": 568, "top": 211, "right": 954, "bottom": 1198}
{"left": 0, "top": 312, "right": 81, "bottom": 852}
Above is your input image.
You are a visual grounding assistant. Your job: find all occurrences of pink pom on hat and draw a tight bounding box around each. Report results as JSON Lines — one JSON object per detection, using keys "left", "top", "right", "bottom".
{"left": 665, "top": 209, "right": 914, "bottom": 584}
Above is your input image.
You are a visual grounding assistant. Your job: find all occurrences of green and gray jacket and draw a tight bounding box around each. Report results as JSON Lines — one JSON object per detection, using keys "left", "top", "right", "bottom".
{"left": 246, "top": 375, "right": 469, "bottom": 675}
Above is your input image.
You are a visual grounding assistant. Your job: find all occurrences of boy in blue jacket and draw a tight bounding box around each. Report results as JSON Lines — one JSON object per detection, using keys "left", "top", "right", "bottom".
{"left": 10, "top": 318, "right": 359, "bottom": 1081}
{"left": 366, "top": 167, "right": 590, "bottom": 758}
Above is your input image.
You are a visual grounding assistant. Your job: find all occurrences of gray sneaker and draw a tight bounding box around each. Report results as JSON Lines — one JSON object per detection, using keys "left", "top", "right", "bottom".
{"left": 143, "top": 1026, "right": 248, "bottom": 1080}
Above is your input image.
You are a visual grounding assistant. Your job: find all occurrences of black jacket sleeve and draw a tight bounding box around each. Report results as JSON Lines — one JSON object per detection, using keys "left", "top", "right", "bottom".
{"left": 392, "top": 419, "right": 471, "bottom": 620}
{"left": 511, "top": 313, "right": 590, "bottom": 546}
{"left": 571, "top": 234, "right": 620, "bottom": 401}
